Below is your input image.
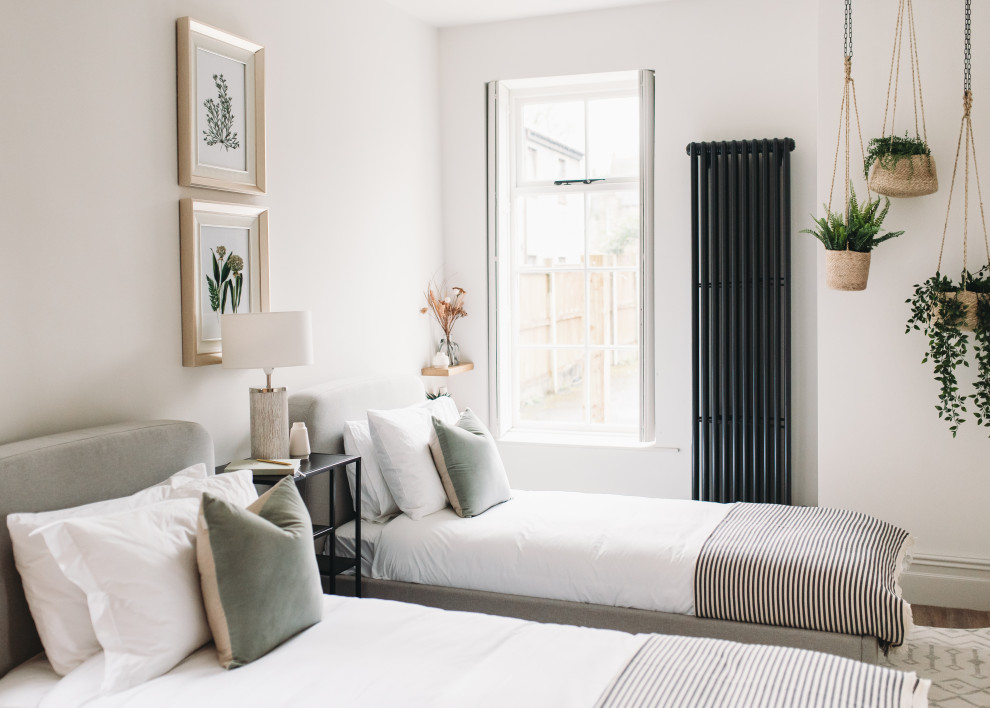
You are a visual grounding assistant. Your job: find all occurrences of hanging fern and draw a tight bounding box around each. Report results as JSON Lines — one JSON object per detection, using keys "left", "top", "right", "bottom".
{"left": 802, "top": 184, "right": 904, "bottom": 252}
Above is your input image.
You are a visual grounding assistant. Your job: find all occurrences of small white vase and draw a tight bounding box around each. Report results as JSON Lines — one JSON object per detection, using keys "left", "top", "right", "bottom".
{"left": 288, "top": 422, "right": 311, "bottom": 459}
{"left": 433, "top": 351, "right": 450, "bottom": 369}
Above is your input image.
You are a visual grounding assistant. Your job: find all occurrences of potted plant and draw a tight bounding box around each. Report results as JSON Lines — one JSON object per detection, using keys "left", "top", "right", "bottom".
{"left": 802, "top": 185, "right": 905, "bottom": 291}
{"left": 864, "top": 133, "right": 938, "bottom": 198}
{"left": 905, "top": 265, "right": 990, "bottom": 436}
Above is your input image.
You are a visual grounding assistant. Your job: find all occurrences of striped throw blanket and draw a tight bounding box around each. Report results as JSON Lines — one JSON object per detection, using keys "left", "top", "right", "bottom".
{"left": 695, "top": 503, "right": 911, "bottom": 649}
{"left": 596, "top": 634, "right": 928, "bottom": 708}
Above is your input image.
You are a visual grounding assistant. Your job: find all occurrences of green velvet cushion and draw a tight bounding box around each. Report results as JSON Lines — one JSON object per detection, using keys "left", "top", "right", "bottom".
{"left": 197, "top": 477, "right": 323, "bottom": 669}
{"left": 429, "top": 408, "right": 511, "bottom": 518}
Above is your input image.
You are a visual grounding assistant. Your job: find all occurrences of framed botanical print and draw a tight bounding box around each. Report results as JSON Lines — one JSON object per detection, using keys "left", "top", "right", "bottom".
{"left": 176, "top": 17, "right": 266, "bottom": 194}
{"left": 180, "top": 199, "right": 270, "bottom": 366}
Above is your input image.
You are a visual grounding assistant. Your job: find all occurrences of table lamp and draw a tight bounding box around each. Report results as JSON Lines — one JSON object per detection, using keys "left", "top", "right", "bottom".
{"left": 221, "top": 311, "right": 313, "bottom": 459}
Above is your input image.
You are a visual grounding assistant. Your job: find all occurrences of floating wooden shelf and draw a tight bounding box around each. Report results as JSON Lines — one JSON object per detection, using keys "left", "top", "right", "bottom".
{"left": 421, "top": 362, "right": 474, "bottom": 377}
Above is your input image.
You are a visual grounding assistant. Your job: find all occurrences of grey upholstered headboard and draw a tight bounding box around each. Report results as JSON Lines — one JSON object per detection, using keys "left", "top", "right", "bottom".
{"left": 288, "top": 375, "right": 425, "bottom": 527}
{"left": 0, "top": 420, "right": 214, "bottom": 678}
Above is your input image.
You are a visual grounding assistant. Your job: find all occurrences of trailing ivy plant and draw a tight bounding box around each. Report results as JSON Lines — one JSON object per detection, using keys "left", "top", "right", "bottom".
{"left": 802, "top": 184, "right": 905, "bottom": 251}
{"left": 905, "top": 265, "right": 990, "bottom": 436}
{"left": 863, "top": 133, "right": 932, "bottom": 178}
{"left": 972, "top": 297, "right": 990, "bottom": 427}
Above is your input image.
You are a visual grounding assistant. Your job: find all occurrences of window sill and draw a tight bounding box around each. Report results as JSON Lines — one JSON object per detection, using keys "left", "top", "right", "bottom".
{"left": 496, "top": 430, "right": 679, "bottom": 452}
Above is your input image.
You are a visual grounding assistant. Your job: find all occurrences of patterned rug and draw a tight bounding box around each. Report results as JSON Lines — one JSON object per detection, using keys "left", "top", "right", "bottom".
{"left": 881, "top": 626, "right": 990, "bottom": 707}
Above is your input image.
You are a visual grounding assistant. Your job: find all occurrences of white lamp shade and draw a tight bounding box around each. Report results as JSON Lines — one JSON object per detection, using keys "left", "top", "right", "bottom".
{"left": 220, "top": 311, "right": 314, "bottom": 370}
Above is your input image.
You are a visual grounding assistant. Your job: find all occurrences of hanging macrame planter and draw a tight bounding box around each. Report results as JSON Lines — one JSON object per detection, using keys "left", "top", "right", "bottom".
{"left": 869, "top": 155, "right": 937, "bottom": 197}
{"left": 804, "top": 0, "right": 904, "bottom": 291}
{"left": 826, "top": 250, "right": 872, "bottom": 292}
{"left": 905, "top": 0, "right": 990, "bottom": 436}
{"left": 866, "top": 0, "right": 938, "bottom": 198}
{"left": 941, "top": 290, "right": 986, "bottom": 331}
{"left": 929, "top": 85, "right": 990, "bottom": 333}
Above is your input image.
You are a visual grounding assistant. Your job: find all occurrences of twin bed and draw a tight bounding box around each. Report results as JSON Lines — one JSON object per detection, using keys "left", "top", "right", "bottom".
{"left": 0, "top": 381, "right": 927, "bottom": 706}
{"left": 290, "top": 375, "right": 911, "bottom": 662}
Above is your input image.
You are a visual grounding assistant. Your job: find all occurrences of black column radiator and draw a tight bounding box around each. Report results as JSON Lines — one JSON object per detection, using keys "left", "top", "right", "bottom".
{"left": 687, "top": 139, "right": 794, "bottom": 505}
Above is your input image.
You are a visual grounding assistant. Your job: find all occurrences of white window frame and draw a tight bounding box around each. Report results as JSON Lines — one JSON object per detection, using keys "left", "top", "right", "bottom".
{"left": 487, "top": 70, "right": 655, "bottom": 445}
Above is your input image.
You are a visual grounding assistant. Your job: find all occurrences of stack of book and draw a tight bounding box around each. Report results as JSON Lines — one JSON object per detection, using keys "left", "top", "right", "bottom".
{"left": 224, "top": 458, "right": 302, "bottom": 476}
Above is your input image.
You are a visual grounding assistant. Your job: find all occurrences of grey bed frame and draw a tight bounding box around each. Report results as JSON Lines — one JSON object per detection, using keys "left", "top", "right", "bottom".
{"left": 0, "top": 420, "right": 214, "bottom": 678}
{"left": 288, "top": 375, "right": 879, "bottom": 664}
{"left": 0, "top": 387, "right": 877, "bottom": 679}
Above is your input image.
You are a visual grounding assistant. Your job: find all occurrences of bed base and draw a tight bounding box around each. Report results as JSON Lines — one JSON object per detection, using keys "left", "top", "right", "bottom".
{"left": 333, "top": 576, "right": 879, "bottom": 664}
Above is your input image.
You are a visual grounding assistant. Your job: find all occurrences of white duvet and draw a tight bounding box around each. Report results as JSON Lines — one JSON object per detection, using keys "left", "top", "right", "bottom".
{"left": 371, "top": 490, "right": 731, "bottom": 615}
{"left": 33, "top": 595, "right": 643, "bottom": 708}
{"left": 4, "top": 595, "right": 930, "bottom": 708}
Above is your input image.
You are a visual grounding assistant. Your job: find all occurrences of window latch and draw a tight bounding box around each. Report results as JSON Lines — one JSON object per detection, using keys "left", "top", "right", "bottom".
{"left": 553, "top": 178, "right": 605, "bottom": 185}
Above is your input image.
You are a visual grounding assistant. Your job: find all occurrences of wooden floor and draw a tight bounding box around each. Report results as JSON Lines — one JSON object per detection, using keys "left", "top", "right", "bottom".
{"left": 913, "top": 604, "right": 990, "bottom": 629}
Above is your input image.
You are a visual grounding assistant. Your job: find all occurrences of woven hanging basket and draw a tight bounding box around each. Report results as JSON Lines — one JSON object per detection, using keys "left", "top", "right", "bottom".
{"left": 938, "top": 291, "right": 988, "bottom": 332}
{"left": 825, "top": 250, "right": 871, "bottom": 291}
{"left": 868, "top": 154, "right": 938, "bottom": 198}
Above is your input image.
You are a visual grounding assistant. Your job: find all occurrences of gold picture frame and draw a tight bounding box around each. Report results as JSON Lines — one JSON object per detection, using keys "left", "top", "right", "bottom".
{"left": 180, "top": 199, "right": 270, "bottom": 366}
{"left": 176, "top": 17, "right": 266, "bottom": 194}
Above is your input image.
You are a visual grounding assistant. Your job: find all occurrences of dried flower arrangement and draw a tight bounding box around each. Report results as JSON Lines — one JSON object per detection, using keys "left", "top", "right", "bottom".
{"left": 421, "top": 280, "right": 467, "bottom": 365}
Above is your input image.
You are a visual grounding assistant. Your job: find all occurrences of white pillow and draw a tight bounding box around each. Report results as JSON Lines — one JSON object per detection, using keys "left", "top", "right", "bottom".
{"left": 421, "top": 395, "right": 459, "bottom": 424}
{"left": 342, "top": 397, "right": 459, "bottom": 522}
{"left": 368, "top": 401, "right": 459, "bottom": 520}
{"left": 343, "top": 420, "right": 400, "bottom": 521}
{"left": 164, "top": 469, "right": 259, "bottom": 507}
{"left": 39, "top": 497, "right": 209, "bottom": 695}
{"left": 6, "top": 463, "right": 208, "bottom": 675}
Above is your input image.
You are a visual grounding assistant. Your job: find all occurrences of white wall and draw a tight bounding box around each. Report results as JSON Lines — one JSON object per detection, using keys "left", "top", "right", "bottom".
{"left": 816, "top": 1, "right": 990, "bottom": 610}
{"left": 437, "top": 0, "right": 820, "bottom": 504}
{"left": 0, "top": 0, "right": 443, "bottom": 464}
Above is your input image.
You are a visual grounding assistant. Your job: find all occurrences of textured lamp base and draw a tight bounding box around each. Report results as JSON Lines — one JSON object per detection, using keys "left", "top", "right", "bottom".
{"left": 249, "top": 387, "right": 289, "bottom": 459}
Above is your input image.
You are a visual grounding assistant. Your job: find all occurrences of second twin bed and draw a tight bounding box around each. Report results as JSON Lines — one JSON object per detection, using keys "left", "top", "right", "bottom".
{"left": 291, "top": 375, "right": 913, "bottom": 662}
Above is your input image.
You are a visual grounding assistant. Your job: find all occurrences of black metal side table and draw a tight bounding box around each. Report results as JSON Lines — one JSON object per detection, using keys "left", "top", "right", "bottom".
{"left": 217, "top": 452, "right": 362, "bottom": 597}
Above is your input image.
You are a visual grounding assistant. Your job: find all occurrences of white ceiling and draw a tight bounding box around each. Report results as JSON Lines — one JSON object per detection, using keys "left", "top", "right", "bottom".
{"left": 383, "top": 0, "right": 663, "bottom": 28}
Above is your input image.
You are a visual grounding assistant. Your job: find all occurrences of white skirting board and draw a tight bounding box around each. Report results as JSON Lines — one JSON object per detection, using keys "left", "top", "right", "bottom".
{"left": 901, "top": 554, "right": 990, "bottom": 612}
